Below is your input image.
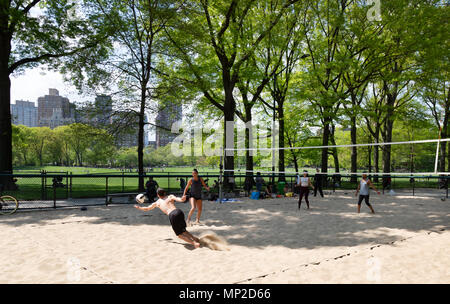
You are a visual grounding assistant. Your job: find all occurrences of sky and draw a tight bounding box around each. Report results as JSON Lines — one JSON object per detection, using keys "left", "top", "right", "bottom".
{"left": 10, "top": 68, "right": 156, "bottom": 140}
{"left": 10, "top": 67, "right": 86, "bottom": 105}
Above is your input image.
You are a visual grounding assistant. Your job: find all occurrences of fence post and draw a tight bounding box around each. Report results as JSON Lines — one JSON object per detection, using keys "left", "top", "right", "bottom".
{"left": 122, "top": 171, "right": 125, "bottom": 193}
{"left": 105, "top": 176, "right": 109, "bottom": 205}
{"left": 413, "top": 177, "right": 415, "bottom": 196}
{"left": 53, "top": 183, "right": 56, "bottom": 209}
{"left": 168, "top": 172, "right": 170, "bottom": 191}
{"left": 69, "top": 172, "right": 72, "bottom": 198}
{"left": 41, "top": 170, "right": 45, "bottom": 200}
{"left": 66, "top": 172, "right": 69, "bottom": 199}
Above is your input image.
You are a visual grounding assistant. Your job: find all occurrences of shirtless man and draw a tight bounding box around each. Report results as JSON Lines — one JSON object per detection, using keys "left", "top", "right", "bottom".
{"left": 134, "top": 188, "right": 201, "bottom": 248}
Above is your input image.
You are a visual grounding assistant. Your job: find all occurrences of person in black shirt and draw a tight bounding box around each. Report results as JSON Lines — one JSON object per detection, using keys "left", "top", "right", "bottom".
{"left": 314, "top": 168, "right": 324, "bottom": 197}
{"left": 145, "top": 177, "right": 159, "bottom": 203}
{"left": 179, "top": 178, "right": 186, "bottom": 192}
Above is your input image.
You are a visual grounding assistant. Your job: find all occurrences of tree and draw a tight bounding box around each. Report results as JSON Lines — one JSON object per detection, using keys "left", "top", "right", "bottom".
{"left": 28, "top": 127, "right": 51, "bottom": 166}
{"left": 0, "top": 0, "right": 109, "bottom": 188}
{"left": 163, "top": 0, "right": 300, "bottom": 179}
{"left": 256, "top": 2, "right": 309, "bottom": 181}
{"left": 66, "top": 0, "right": 176, "bottom": 190}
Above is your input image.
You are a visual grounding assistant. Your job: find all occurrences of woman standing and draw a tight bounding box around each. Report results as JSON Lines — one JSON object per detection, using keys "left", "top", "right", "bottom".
{"left": 183, "top": 169, "right": 210, "bottom": 225}
{"left": 355, "top": 173, "right": 380, "bottom": 214}
{"left": 297, "top": 171, "right": 315, "bottom": 211}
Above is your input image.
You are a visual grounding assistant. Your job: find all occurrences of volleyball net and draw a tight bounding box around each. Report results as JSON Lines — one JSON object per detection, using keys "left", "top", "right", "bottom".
{"left": 217, "top": 137, "right": 450, "bottom": 199}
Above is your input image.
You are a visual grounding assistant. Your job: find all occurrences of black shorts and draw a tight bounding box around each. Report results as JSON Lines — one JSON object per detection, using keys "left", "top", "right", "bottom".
{"left": 168, "top": 209, "right": 187, "bottom": 236}
{"left": 189, "top": 192, "right": 202, "bottom": 200}
{"left": 358, "top": 195, "right": 371, "bottom": 206}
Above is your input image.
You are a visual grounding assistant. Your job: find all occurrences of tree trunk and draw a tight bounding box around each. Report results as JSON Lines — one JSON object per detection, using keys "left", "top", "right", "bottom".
{"left": 382, "top": 117, "right": 394, "bottom": 192}
{"left": 278, "top": 102, "right": 285, "bottom": 181}
{"left": 138, "top": 87, "right": 146, "bottom": 192}
{"left": 350, "top": 113, "right": 357, "bottom": 182}
{"left": 223, "top": 79, "right": 236, "bottom": 185}
{"left": 373, "top": 126, "right": 380, "bottom": 182}
{"left": 286, "top": 133, "right": 299, "bottom": 174}
{"left": 244, "top": 105, "right": 254, "bottom": 188}
{"left": 0, "top": 27, "right": 14, "bottom": 189}
{"left": 330, "top": 124, "right": 340, "bottom": 173}
{"left": 321, "top": 120, "right": 331, "bottom": 173}
{"left": 439, "top": 112, "right": 448, "bottom": 172}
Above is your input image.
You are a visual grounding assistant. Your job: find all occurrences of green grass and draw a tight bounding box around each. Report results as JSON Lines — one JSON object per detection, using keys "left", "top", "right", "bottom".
{"left": 4, "top": 166, "right": 443, "bottom": 201}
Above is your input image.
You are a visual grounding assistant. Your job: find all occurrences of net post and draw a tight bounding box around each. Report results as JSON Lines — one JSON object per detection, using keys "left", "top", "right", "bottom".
{"left": 53, "top": 180, "right": 56, "bottom": 209}
{"left": 105, "top": 176, "right": 109, "bottom": 206}
{"left": 218, "top": 149, "right": 224, "bottom": 204}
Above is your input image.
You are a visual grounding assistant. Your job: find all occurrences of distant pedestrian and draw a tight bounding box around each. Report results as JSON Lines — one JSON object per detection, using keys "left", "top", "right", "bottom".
{"left": 145, "top": 177, "right": 159, "bottom": 203}
{"left": 314, "top": 168, "right": 324, "bottom": 197}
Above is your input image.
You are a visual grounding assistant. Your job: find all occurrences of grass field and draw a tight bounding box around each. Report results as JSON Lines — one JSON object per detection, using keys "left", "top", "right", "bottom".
{"left": 2, "top": 166, "right": 444, "bottom": 202}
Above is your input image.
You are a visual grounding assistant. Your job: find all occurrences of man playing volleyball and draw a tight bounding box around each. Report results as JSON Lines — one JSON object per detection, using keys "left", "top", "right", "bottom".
{"left": 355, "top": 173, "right": 380, "bottom": 214}
{"left": 134, "top": 188, "right": 201, "bottom": 248}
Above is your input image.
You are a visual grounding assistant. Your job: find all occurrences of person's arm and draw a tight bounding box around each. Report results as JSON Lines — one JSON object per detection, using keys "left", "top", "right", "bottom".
{"left": 355, "top": 182, "right": 360, "bottom": 196}
{"left": 368, "top": 180, "right": 381, "bottom": 194}
{"left": 168, "top": 194, "right": 187, "bottom": 203}
{"left": 201, "top": 178, "right": 210, "bottom": 191}
{"left": 309, "top": 178, "right": 315, "bottom": 189}
{"left": 183, "top": 179, "right": 192, "bottom": 196}
{"left": 134, "top": 202, "right": 157, "bottom": 211}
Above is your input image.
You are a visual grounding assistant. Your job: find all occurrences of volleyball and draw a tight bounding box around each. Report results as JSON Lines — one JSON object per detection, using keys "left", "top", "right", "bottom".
{"left": 136, "top": 194, "right": 146, "bottom": 204}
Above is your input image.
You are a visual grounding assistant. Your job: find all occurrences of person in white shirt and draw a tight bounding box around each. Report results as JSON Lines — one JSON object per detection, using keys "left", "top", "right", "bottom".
{"left": 355, "top": 173, "right": 380, "bottom": 214}
{"left": 297, "top": 171, "right": 315, "bottom": 211}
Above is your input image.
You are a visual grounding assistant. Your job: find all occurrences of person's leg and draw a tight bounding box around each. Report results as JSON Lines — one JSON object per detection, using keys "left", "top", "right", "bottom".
{"left": 305, "top": 188, "right": 310, "bottom": 209}
{"left": 184, "top": 230, "right": 201, "bottom": 243}
{"left": 187, "top": 197, "right": 196, "bottom": 224}
{"left": 357, "top": 195, "right": 364, "bottom": 213}
{"left": 319, "top": 186, "right": 324, "bottom": 197}
{"left": 365, "top": 196, "right": 375, "bottom": 213}
{"left": 298, "top": 189, "right": 304, "bottom": 209}
{"left": 178, "top": 232, "right": 200, "bottom": 248}
{"left": 314, "top": 185, "right": 318, "bottom": 197}
{"left": 195, "top": 199, "right": 203, "bottom": 224}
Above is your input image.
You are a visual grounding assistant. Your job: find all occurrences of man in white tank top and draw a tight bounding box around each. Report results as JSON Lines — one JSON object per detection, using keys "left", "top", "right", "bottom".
{"left": 355, "top": 173, "right": 380, "bottom": 214}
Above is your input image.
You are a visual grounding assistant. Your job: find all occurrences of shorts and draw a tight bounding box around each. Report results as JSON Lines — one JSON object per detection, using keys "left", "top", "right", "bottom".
{"left": 189, "top": 192, "right": 202, "bottom": 200}
{"left": 168, "top": 209, "right": 187, "bottom": 236}
{"left": 358, "top": 195, "right": 371, "bottom": 206}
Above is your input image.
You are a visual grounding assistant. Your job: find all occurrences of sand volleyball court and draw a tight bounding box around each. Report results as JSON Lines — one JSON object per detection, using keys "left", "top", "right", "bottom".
{"left": 0, "top": 192, "right": 449, "bottom": 283}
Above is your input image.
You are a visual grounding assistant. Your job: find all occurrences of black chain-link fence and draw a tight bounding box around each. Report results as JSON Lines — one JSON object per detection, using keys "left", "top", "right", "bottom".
{"left": 0, "top": 172, "right": 448, "bottom": 211}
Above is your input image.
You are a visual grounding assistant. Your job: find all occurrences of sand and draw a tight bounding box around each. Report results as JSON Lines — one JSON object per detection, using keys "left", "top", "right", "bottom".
{"left": 0, "top": 192, "right": 449, "bottom": 284}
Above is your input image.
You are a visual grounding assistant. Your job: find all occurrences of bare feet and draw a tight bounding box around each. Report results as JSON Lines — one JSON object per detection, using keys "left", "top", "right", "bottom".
{"left": 194, "top": 242, "right": 201, "bottom": 248}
